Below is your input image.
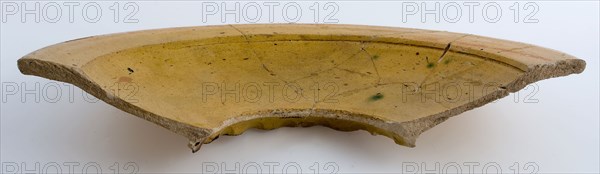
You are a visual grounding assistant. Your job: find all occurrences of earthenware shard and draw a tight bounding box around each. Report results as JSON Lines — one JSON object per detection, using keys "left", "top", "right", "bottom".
{"left": 18, "top": 24, "right": 585, "bottom": 153}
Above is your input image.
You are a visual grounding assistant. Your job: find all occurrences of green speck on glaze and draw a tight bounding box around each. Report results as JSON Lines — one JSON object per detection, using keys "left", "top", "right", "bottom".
{"left": 370, "top": 93, "right": 384, "bottom": 101}
{"left": 427, "top": 62, "right": 435, "bottom": 68}
{"left": 372, "top": 55, "right": 380, "bottom": 60}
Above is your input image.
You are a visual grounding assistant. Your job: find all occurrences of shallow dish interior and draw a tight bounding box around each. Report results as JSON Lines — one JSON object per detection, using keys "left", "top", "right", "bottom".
{"left": 82, "top": 35, "right": 522, "bottom": 130}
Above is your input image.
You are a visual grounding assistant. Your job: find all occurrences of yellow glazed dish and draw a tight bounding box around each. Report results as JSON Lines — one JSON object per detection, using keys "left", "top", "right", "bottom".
{"left": 18, "top": 24, "right": 586, "bottom": 152}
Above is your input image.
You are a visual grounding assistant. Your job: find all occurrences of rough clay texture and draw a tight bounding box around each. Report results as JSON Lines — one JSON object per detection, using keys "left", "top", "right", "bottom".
{"left": 18, "top": 24, "right": 586, "bottom": 153}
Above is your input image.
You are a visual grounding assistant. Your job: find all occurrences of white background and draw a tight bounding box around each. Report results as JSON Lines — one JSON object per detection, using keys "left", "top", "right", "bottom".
{"left": 1, "top": 1, "right": 598, "bottom": 173}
